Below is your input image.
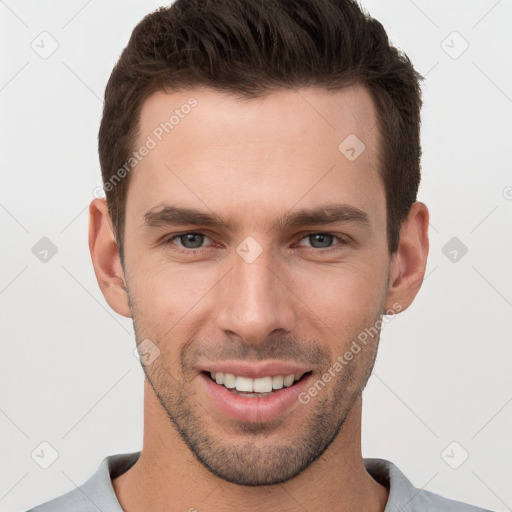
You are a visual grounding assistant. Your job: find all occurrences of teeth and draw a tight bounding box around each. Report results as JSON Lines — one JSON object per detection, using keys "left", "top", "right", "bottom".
{"left": 235, "top": 376, "right": 253, "bottom": 392}
{"left": 283, "top": 374, "right": 295, "bottom": 387}
{"left": 223, "top": 373, "right": 236, "bottom": 388}
{"left": 253, "top": 376, "right": 273, "bottom": 393}
{"left": 272, "top": 375, "right": 284, "bottom": 389}
{"left": 209, "top": 371, "right": 305, "bottom": 392}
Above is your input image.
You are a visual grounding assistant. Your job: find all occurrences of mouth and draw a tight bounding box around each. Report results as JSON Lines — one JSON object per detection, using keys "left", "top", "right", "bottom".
{"left": 204, "top": 370, "right": 311, "bottom": 397}
{"left": 199, "top": 368, "right": 314, "bottom": 423}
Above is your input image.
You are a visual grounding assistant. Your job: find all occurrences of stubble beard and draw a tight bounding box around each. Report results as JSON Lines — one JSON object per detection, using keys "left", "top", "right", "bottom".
{"left": 138, "top": 332, "right": 379, "bottom": 486}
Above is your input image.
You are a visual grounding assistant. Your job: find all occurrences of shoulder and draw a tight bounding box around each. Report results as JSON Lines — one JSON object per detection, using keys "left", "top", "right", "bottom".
{"left": 26, "top": 452, "right": 140, "bottom": 512}
{"left": 364, "top": 458, "right": 495, "bottom": 512}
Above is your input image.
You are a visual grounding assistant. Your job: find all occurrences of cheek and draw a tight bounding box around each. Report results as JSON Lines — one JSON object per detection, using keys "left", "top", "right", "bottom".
{"left": 286, "top": 258, "right": 387, "bottom": 332}
{"left": 128, "top": 261, "right": 219, "bottom": 333}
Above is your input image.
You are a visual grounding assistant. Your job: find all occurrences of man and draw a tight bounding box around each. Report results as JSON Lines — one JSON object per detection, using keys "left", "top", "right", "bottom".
{"left": 28, "top": 0, "right": 493, "bottom": 510}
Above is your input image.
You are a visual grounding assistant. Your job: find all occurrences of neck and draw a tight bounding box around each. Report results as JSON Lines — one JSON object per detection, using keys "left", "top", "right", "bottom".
{"left": 113, "top": 380, "right": 388, "bottom": 512}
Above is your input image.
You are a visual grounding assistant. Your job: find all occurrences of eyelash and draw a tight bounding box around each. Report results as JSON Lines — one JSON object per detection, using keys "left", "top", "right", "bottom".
{"left": 163, "top": 231, "right": 349, "bottom": 254}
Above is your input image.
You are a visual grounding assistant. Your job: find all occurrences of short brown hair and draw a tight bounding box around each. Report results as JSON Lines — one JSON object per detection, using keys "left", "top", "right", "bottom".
{"left": 98, "top": 0, "right": 423, "bottom": 264}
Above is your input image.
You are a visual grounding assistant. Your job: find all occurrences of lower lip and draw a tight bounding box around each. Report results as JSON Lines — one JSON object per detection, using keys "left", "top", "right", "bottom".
{"left": 199, "top": 372, "right": 313, "bottom": 423}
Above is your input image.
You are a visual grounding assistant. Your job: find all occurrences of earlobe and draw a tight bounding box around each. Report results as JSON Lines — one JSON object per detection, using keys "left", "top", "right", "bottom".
{"left": 384, "top": 202, "right": 430, "bottom": 313}
{"left": 88, "top": 198, "right": 132, "bottom": 318}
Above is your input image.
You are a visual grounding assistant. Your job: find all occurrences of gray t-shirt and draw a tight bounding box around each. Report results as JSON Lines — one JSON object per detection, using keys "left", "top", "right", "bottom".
{"left": 26, "top": 451, "right": 493, "bottom": 511}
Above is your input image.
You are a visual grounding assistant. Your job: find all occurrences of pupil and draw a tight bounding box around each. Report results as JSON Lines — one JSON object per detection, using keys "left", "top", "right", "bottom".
{"left": 182, "top": 233, "right": 204, "bottom": 248}
{"left": 310, "top": 233, "right": 332, "bottom": 248}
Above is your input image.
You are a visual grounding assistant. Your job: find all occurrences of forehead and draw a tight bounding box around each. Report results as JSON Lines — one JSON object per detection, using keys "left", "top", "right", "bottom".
{"left": 126, "top": 85, "right": 384, "bottom": 230}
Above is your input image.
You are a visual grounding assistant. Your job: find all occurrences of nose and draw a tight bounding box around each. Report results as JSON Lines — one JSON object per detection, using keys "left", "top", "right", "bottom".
{"left": 215, "top": 247, "right": 297, "bottom": 346}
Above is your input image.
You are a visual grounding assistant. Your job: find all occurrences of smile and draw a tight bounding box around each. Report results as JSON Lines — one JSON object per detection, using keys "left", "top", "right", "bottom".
{"left": 208, "top": 371, "right": 307, "bottom": 396}
{"left": 200, "top": 369, "right": 313, "bottom": 422}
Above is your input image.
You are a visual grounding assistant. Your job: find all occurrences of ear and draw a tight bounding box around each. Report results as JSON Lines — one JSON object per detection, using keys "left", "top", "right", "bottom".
{"left": 88, "top": 198, "right": 132, "bottom": 318}
{"left": 384, "top": 201, "right": 429, "bottom": 313}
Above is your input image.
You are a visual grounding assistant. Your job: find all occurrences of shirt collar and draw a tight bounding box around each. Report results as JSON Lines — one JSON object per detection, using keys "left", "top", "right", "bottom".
{"left": 90, "top": 451, "right": 422, "bottom": 511}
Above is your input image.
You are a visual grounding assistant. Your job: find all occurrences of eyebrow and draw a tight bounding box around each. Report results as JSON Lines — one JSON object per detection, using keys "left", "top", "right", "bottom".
{"left": 142, "top": 203, "right": 371, "bottom": 232}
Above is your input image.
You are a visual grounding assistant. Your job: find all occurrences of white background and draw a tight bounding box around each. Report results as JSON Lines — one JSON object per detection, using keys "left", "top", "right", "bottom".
{"left": 1, "top": 1, "right": 511, "bottom": 511}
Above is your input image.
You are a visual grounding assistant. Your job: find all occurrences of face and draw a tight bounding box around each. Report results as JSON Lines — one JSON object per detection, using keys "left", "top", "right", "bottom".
{"left": 122, "top": 85, "right": 394, "bottom": 485}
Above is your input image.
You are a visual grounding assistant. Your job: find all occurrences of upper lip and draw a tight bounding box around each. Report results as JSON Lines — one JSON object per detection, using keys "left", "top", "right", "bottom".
{"left": 198, "top": 360, "right": 312, "bottom": 379}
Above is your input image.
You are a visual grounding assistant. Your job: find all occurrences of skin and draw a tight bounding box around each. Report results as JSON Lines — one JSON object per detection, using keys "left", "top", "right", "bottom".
{"left": 89, "top": 85, "right": 429, "bottom": 511}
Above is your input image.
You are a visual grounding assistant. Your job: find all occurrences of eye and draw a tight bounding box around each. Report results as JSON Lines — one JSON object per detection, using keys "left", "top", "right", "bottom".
{"left": 166, "top": 232, "right": 213, "bottom": 250}
{"left": 297, "top": 233, "right": 346, "bottom": 249}
{"left": 162, "top": 231, "right": 348, "bottom": 254}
